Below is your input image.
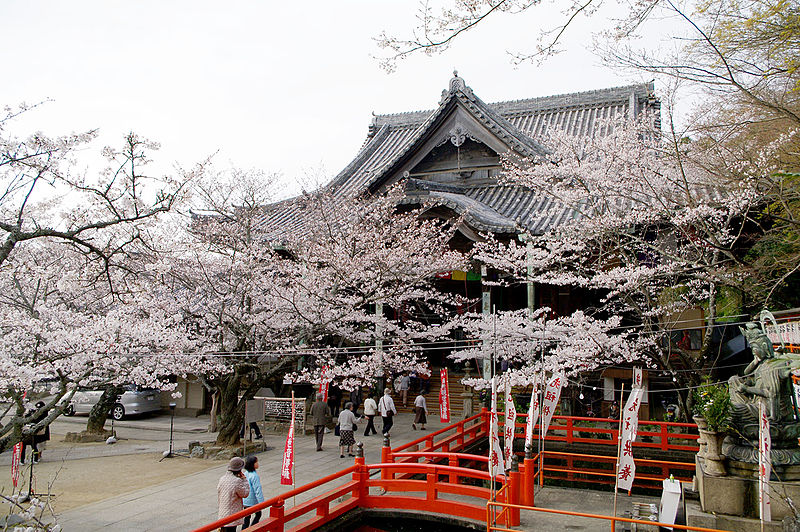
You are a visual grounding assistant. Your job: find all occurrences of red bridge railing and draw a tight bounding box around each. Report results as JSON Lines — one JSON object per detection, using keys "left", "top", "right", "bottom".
{"left": 194, "top": 410, "right": 699, "bottom": 532}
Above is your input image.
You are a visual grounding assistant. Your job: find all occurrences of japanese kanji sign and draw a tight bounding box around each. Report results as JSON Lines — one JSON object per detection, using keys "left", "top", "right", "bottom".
{"left": 759, "top": 399, "right": 772, "bottom": 522}
{"left": 540, "top": 373, "right": 565, "bottom": 438}
{"left": 318, "top": 366, "right": 329, "bottom": 403}
{"left": 504, "top": 377, "right": 517, "bottom": 470}
{"left": 280, "top": 395, "right": 296, "bottom": 485}
{"left": 10, "top": 442, "right": 21, "bottom": 488}
{"left": 439, "top": 368, "right": 450, "bottom": 423}
{"left": 489, "top": 376, "right": 505, "bottom": 479}
{"left": 525, "top": 383, "right": 540, "bottom": 449}
{"left": 616, "top": 387, "right": 644, "bottom": 491}
{"left": 632, "top": 367, "right": 643, "bottom": 389}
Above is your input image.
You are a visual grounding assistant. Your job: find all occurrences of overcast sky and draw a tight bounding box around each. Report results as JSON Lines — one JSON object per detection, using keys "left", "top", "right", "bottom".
{"left": 1, "top": 1, "right": 677, "bottom": 200}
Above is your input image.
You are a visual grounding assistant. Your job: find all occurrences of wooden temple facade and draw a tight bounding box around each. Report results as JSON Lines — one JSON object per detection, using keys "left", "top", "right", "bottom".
{"left": 251, "top": 73, "right": 679, "bottom": 419}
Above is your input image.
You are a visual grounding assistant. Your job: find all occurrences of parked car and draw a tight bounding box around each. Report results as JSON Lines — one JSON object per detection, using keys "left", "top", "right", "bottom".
{"left": 63, "top": 385, "right": 161, "bottom": 420}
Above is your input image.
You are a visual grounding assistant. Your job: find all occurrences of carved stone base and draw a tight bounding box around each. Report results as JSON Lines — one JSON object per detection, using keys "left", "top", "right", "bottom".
{"left": 697, "top": 456, "right": 800, "bottom": 520}
{"left": 723, "top": 435, "right": 800, "bottom": 465}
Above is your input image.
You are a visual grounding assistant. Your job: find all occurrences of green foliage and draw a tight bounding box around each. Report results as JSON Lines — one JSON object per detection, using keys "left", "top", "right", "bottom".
{"left": 693, "top": 380, "right": 732, "bottom": 432}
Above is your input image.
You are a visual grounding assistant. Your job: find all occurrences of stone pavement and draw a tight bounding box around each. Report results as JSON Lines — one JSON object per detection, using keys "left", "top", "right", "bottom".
{"left": 56, "top": 412, "right": 451, "bottom": 531}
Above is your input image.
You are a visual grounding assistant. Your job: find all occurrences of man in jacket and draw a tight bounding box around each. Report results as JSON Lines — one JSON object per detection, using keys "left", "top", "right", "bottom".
{"left": 310, "top": 395, "right": 332, "bottom": 451}
{"left": 378, "top": 388, "right": 397, "bottom": 436}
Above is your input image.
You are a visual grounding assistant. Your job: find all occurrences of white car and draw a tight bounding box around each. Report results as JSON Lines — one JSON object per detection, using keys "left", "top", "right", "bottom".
{"left": 64, "top": 385, "right": 161, "bottom": 420}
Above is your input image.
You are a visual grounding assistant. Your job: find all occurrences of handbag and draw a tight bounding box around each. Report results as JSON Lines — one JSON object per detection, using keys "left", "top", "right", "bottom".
{"left": 334, "top": 424, "right": 340, "bottom": 436}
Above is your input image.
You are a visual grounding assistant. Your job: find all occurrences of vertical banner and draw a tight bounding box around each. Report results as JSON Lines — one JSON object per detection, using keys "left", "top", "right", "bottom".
{"left": 759, "top": 399, "right": 772, "bottom": 522}
{"left": 540, "top": 373, "right": 565, "bottom": 437}
{"left": 489, "top": 376, "right": 504, "bottom": 479}
{"left": 11, "top": 442, "right": 21, "bottom": 488}
{"left": 632, "top": 367, "right": 643, "bottom": 389}
{"left": 504, "top": 378, "right": 517, "bottom": 470}
{"left": 439, "top": 368, "right": 450, "bottom": 423}
{"left": 318, "top": 366, "right": 329, "bottom": 403}
{"left": 525, "top": 383, "right": 540, "bottom": 449}
{"left": 280, "top": 395, "right": 295, "bottom": 485}
{"left": 616, "top": 387, "right": 644, "bottom": 491}
{"left": 792, "top": 374, "right": 800, "bottom": 420}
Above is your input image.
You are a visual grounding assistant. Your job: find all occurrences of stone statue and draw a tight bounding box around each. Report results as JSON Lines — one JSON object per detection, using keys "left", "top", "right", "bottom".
{"left": 723, "top": 322, "right": 800, "bottom": 464}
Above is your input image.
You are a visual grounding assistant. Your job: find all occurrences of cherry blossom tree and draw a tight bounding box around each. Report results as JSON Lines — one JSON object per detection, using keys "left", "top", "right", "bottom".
{"left": 0, "top": 108, "right": 204, "bottom": 447}
{"left": 163, "top": 171, "right": 467, "bottom": 446}
{"left": 465, "top": 112, "right": 779, "bottom": 414}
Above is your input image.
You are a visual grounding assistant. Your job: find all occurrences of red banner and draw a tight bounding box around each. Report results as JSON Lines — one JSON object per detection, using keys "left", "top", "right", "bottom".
{"left": 11, "top": 442, "right": 21, "bottom": 488}
{"left": 439, "top": 368, "right": 450, "bottom": 423}
{"left": 318, "top": 366, "right": 329, "bottom": 403}
{"left": 280, "top": 396, "right": 295, "bottom": 485}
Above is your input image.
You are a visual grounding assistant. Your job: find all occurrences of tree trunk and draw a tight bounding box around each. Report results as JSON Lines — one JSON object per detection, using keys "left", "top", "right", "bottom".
{"left": 215, "top": 375, "right": 245, "bottom": 446}
{"left": 86, "top": 385, "right": 123, "bottom": 434}
{"left": 209, "top": 389, "right": 220, "bottom": 432}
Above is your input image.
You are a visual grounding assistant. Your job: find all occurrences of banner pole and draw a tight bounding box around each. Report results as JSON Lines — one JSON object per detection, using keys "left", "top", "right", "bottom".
{"left": 612, "top": 382, "right": 626, "bottom": 530}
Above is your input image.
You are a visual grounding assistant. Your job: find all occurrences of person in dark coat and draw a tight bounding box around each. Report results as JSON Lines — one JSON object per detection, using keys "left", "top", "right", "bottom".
{"left": 21, "top": 401, "right": 50, "bottom": 464}
{"left": 310, "top": 395, "right": 332, "bottom": 451}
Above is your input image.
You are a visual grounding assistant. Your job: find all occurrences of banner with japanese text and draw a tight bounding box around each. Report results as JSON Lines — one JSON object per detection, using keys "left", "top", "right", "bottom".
{"left": 439, "top": 368, "right": 450, "bottom": 423}
{"left": 11, "top": 442, "right": 21, "bottom": 488}
{"left": 540, "top": 373, "right": 565, "bottom": 437}
{"left": 504, "top": 378, "right": 517, "bottom": 470}
{"left": 792, "top": 374, "right": 800, "bottom": 420}
{"left": 632, "top": 367, "right": 643, "bottom": 389}
{"left": 759, "top": 399, "right": 772, "bottom": 522}
{"left": 525, "top": 383, "right": 540, "bottom": 449}
{"left": 318, "top": 366, "right": 329, "bottom": 403}
{"left": 616, "top": 387, "right": 643, "bottom": 491}
{"left": 489, "top": 376, "right": 505, "bottom": 479}
{"left": 280, "top": 396, "right": 295, "bottom": 485}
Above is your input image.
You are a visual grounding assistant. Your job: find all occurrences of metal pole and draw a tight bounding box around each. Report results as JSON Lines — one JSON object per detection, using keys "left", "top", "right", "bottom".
{"left": 612, "top": 382, "right": 626, "bottom": 531}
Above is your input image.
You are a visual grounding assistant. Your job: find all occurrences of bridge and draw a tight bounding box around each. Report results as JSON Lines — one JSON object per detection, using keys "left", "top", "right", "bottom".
{"left": 195, "top": 410, "right": 728, "bottom": 531}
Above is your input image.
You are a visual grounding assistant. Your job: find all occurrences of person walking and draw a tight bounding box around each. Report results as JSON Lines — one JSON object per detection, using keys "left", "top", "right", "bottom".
{"left": 337, "top": 402, "right": 359, "bottom": 458}
{"left": 363, "top": 393, "right": 378, "bottom": 436}
{"left": 21, "top": 401, "right": 50, "bottom": 464}
{"left": 310, "top": 395, "right": 332, "bottom": 451}
{"left": 412, "top": 391, "right": 428, "bottom": 430}
{"left": 242, "top": 455, "right": 264, "bottom": 529}
{"left": 378, "top": 388, "right": 397, "bottom": 436}
{"left": 217, "top": 457, "right": 250, "bottom": 532}
{"left": 398, "top": 373, "right": 410, "bottom": 407}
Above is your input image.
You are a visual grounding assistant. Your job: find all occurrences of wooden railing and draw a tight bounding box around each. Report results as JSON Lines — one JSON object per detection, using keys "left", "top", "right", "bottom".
{"left": 194, "top": 410, "right": 700, "bottom": 532}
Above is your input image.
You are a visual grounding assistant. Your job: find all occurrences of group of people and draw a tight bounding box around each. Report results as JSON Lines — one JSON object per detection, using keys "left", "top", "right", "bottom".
{"left": 218, "top": 387, "right": 431, "bottom": 530}
{"left": 216, "top": 455, "right": 265, "bottom": 532}
{"left": 310, "top": 387, "right": 430, "bottom": 457}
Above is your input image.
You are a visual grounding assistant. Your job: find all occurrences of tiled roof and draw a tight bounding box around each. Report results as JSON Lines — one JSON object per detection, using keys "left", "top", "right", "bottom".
{"left": 255, "top": 76, "right": 659, "bottom": 239}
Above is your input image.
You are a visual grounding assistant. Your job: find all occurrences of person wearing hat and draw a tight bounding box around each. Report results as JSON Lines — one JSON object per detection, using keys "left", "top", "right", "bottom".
{"left": 217, "top": 457, "right": 250, "bottom": 531}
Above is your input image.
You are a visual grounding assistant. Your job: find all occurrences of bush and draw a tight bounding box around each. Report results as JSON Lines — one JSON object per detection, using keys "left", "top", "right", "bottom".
{"left": 693, "top": 380, "right": 731, "bottom": 432}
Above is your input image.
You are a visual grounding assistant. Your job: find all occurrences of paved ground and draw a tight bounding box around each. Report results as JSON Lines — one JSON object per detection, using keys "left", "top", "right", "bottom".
{"left": 51, "top": 412, "right": 453, "bottom": 531}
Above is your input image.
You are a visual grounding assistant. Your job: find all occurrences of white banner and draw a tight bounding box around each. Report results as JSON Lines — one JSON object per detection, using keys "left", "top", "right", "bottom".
{"left": 632, "top": 367, "right": 643, "bottom": 389}
{"left": 504, "top": 378, "right": 517, "bottom": 470}
{"left": 525, "top": 383, "right": 540, "bottom": 449}
{"left": 540, "top": 373, "right": 565, "bottom": 437}
{"left": 617, "top": 387, "right": 644, "bottom": 491}
{"left": 280, "top": 396, "right": 295, "bottom": 485}
{"left": 759, "top": 399, "right": 772, "bottom": 522}
{"left": 489, "top": 376, "right": 505, "bottom": 479}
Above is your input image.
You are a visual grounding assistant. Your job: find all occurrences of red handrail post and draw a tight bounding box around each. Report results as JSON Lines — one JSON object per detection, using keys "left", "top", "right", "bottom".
{"left": 523, "top": 443, "right": 535, "bottom": 506}
{"left": 269, "top": 499, "right": 285, "bottom": 532}
{"left": 661, "top": 423, "right": 669, "bottom": 451}
{"left": 449, "top": 455, "right": 459, "bottom": 484}
{"left": 539, "top": 449, "right": 544, "bottom": 487}
{"left": 427, "top": 469, "right": 437, "bottom": 502}
{"left": 381, "top": 434, "right": 393, "bottom": 481}
{"left": 457, "top": 421, "right": 464, "bottom": 446}
{"left": 509, "top": 456, "right": 521, "bottom": 526}
{"left": 353, "top": 443, "right": 366, "bottom": 501}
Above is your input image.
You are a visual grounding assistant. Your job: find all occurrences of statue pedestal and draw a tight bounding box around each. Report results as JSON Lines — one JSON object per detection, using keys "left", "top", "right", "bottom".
{"left": 691, "top": 455, "right": 800, "bottom": 530}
